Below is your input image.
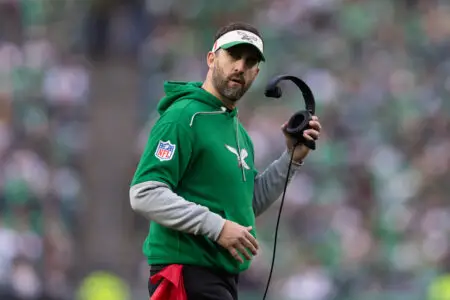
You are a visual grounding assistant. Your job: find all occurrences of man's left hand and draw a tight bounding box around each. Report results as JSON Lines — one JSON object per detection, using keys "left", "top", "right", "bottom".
{"left": 282, "top": 115, "right": 321, "bottom": 163}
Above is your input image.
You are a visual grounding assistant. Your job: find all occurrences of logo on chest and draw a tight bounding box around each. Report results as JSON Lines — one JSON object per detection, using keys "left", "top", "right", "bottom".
{"left": 225, "top": 144, "right": 250, "bottom": 170}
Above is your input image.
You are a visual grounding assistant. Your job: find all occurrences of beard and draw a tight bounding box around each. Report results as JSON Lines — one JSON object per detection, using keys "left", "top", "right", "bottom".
{"left": 211, "top": 62, "right": 251, "bottom": 102}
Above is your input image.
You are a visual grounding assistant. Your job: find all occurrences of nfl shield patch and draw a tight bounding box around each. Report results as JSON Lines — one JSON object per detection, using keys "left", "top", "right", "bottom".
{"left": 154, "top": 140, "right": 176, "bottom": 161}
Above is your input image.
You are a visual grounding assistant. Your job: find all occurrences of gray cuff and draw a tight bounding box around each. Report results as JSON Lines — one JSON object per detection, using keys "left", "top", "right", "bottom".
{"left": 279, "top": 150, "right": 304, "bottom": 171}
{"left": 203, "top": 213, "right": 226, "bottom": 241}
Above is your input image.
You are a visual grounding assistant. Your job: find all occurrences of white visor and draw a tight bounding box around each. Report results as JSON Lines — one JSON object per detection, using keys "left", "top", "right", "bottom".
{"left": 211, "top": 30, "right": 265, "bottom": 61}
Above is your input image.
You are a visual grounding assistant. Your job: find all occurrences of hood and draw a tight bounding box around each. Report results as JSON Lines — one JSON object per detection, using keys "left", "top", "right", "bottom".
{"left": 157, "top": 81, "right": 237, "bottom": 117}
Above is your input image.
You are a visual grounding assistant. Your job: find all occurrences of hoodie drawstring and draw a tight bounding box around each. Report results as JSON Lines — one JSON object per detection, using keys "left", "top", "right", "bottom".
{"left": 189, "top": 107, "right": 227, "bottom": 127}
{"left": 235, "top": 116, "right": 246, "bottom": 182}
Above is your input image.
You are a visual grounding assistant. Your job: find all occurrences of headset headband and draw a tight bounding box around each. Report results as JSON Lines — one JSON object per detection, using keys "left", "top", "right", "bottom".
{"left": 264, "top": 74, "right": 315, "bottom": 115}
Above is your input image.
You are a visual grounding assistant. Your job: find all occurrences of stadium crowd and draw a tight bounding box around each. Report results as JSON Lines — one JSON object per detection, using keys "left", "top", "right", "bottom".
{"left": 1, "top": 0, "right": 450, "bottom": 299}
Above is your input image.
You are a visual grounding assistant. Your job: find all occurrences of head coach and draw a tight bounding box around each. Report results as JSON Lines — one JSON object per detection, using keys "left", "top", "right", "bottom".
{"left": 129, "top": 21, "right": 322, "bottom": 300}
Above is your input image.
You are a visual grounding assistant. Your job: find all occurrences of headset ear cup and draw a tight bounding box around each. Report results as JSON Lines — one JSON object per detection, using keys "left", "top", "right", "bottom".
{"left": 273, "top": 86, "right": 282, "bottom": 98}
{"left": 286, "top": 111, "right": 309, "bottom": 137}
{"left": 264, "top": 86, "right": 283, "bottom": 98}
{"left": 285, "top": 111, "right": 316, "bottom": 150}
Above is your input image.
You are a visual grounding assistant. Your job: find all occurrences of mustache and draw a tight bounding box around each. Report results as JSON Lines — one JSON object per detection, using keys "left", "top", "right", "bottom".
{"left": 228, "top": 74, "right": 245, "bottom": 85}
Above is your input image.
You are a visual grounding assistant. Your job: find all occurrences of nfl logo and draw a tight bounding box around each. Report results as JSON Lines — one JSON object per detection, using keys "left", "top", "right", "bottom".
{"left": 155, "top": 140, "right": 176, "bottom": 161}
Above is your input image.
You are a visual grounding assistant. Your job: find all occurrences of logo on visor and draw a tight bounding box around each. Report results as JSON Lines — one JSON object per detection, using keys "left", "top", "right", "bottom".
{"left": 237, "top": 31, "right": 258, "bottom": 43}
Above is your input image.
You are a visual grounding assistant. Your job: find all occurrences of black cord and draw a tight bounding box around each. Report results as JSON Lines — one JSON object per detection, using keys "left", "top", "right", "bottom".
{"left": 262, "top": 144, "right": 298, "bottom": 300}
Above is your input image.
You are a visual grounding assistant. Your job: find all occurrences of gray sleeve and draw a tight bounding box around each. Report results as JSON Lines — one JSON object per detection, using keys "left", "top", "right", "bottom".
{"left": 253, "top": 151, "right": 303, "bottom": 217}
{"left": 129, "top": 181, "right": 226, "bottom": 241}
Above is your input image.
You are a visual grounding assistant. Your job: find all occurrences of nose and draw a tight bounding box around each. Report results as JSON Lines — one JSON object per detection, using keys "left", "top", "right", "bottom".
{"left": 233, "top": 59, "right": 245, "bottom": 73}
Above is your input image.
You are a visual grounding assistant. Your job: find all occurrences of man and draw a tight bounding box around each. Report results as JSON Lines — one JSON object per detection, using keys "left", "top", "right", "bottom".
{"left": 130, "top": 22, "right": 322, "bottom": 300}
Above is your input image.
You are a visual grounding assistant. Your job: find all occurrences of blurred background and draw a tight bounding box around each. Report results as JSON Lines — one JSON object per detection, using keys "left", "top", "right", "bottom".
{"left": 0, "top": 0, "right": 450, "bottom": 299}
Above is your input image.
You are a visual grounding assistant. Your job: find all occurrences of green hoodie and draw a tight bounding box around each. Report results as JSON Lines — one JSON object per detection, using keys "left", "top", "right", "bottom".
{"left": 131, "top": 81, "right": 258, "bottom": 274}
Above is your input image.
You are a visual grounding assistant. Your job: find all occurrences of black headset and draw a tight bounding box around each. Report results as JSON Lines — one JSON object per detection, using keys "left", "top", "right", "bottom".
{"left": 262, "top": 74, "right": 317, "bottom": 300}
{"left": 265, "top": 74, "right": 316, "bottom": 150}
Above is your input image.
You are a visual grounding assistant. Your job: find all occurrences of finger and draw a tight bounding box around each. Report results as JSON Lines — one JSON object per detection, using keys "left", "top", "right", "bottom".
{"left": 309, "top": 120, "right": 321, "bottom": 131}
{"left": 235, "top": 242, "right": 252, "bottom": 260}
{"left": 244, "top": 231, "right": 259, "bottom": 250}
{"left": 311, "top": 115, "right": 319, "bottom": 121}
{"left": 306, "top": 129, "right": 319, "bottom": 139}
{"left": 229, "top": 248, "right": 243, "bottom": 263}
{"left": 240, "top": 236, "right": 258, "bottom": 255}
{"left": 303, "top": 130, "right": 319, "bottom": 141}
{"left": 303, "top": 133, "right": 314, "bottom": 141}
{"left": 303, "top": 131, "right": 319, "bottom": 141}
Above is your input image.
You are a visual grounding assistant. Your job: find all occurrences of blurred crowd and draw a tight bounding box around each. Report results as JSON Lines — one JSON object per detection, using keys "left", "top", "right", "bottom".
{"left": 1, "top": 0, "right": 450, "bottom": 299}
{"left": 0, "top": 1, "right": 89, "bottom": 299}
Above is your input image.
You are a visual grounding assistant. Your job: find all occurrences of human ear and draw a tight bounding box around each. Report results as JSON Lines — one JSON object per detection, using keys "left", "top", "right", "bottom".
{"left": 207, "top": 51, "right": 215, "bottom": 69}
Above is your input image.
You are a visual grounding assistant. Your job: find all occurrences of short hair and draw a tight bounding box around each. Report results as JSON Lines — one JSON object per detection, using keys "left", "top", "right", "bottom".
{"left": 214, "top": 22, "right": 262, "bottom": 42}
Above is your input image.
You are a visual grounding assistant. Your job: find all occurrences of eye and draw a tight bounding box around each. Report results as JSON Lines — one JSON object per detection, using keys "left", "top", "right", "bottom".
{"left": 228, "top": 51, "right": 242, "bottom": 61}
{"left": 245, "top": 57, "right": 259, "bottom": 68}
{"left": 225, "top": 48, "right": 260, "bottom": 68}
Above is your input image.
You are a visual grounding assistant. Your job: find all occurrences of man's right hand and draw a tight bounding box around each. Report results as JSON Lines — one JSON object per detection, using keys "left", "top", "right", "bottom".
{"left": 216, "top": 220, "right": 259, "bottom": 263}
